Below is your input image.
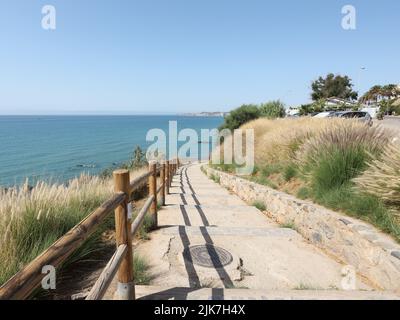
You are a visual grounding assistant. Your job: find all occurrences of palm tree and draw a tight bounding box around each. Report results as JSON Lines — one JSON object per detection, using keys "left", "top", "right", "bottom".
{"left": 360, "top": 85, "right": 382, "bottom": 104}
{"left": 381, "top": 84, "right": 400, "bottom": 100}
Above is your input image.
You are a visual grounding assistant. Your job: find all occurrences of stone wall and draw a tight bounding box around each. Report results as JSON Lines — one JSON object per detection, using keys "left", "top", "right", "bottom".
{"left": 203, "top": 165, "right": 400, "bottom": 291}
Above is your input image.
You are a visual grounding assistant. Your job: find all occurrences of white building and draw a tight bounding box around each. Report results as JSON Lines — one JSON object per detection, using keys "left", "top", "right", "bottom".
{"left": 286, "top": 107, "right": 300, "bottom": 116}
{"left": 324, "top": 97, "right": 358, "bottom": 109}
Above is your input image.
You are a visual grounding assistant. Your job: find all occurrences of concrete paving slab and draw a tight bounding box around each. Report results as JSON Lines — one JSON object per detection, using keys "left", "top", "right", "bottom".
{"left": 158, "top": 204, "right": 276, "bottom": 228}
{"left": 104, "top": 161, "right": 385, "bottom": 300}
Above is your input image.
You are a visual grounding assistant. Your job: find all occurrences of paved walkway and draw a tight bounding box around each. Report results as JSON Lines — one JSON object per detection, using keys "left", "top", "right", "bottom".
{"left": 106, "top": 161, "right": 400, "bottom": 300}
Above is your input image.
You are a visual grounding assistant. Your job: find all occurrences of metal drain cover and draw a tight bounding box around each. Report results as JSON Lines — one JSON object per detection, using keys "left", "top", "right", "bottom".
{"left": 183, "top": 244, "right": 233, "bottom": 268}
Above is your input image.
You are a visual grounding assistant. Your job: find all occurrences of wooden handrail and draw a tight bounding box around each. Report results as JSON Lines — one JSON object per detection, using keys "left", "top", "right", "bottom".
{"left": 0, "top": 192, "right": 126, "bottom": 300}
{"left": 85, "top": 194, "right": 154, "bottom": 300}
{"left": 0, "top": 159, "right": 180, "bottom": 300}
{"left": 128, "top": 166, "right": 161, "bottom": 193}
{"left": 129, "top": 171, "right": 151, "bottom": 192}
{"left": 131, "top": 195, "right": 154, "bottom": 236}
{"left": 85, "top": 244, "right": 128, "bottom": 300}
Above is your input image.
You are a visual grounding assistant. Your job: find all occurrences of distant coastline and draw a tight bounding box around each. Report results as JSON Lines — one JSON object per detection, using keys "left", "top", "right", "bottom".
{"left": 182, "top": 112, "right": 228, "bottom": 117}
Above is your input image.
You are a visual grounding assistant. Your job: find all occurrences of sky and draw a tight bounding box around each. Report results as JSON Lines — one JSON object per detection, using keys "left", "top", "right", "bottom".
{"left": 0, "top": 0, "right": 399, "bottom": 115}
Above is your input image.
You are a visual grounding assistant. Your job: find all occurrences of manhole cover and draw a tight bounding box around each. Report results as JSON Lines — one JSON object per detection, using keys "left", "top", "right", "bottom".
{"left": 183, "top": 244, "right": 233, "bottom": 268}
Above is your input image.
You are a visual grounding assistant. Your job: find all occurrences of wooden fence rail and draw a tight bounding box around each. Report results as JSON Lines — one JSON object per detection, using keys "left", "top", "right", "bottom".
{"left": 85, "top": 244, "right": 128, "bottom": 300}
{"left": 0, "top": 158, "right": 180, "bottom": 300}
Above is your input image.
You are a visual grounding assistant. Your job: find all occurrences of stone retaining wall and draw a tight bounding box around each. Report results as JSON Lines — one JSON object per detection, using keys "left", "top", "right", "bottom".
{"left": 203, "top": 165, "right": 400, "bottom": 291}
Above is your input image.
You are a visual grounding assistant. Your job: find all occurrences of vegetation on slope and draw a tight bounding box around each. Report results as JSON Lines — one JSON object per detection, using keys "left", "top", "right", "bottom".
{"left": 0, "top": 147, "right": 153, "bottom": 290}
{"left": 212, "top": 118, "right": 400, "bottom": 242}
{"left": 219, "top": 100, "right": 286, "bottom": 131}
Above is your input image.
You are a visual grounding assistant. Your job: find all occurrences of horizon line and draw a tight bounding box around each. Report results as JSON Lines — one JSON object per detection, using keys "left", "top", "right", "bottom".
{"left": 0, "top": 113, "right": 227, "bottom": 116}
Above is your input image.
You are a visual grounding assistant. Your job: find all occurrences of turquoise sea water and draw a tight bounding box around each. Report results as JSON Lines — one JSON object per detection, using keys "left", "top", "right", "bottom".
{"left": 0, "top": 116, "right": 223, "bottom": 187}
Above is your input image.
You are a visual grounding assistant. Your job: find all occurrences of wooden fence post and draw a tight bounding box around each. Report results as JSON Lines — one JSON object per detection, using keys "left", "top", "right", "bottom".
{"left": 169, "top": 160, "right": 173, "bottom": 187}
{"left": 113, "top": 170, "right": 134, "bottom": 300}
{"left": 149, "top": 161, "right": 158, "bottom": 227}
{"left": 166, "top": 160, "right": 170, "bottom": 194}
{"left": 160, "top": 161, "right": 166, "bottom": 206}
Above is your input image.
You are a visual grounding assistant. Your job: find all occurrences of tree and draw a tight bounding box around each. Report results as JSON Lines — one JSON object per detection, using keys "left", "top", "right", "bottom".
{"left": 311, "top": 73, "right": 358, "bottom": 101}
{"left": 130, "top": 145, "right": 147, "bottom": 168}
{"left": 259, "top": 100, "right": 286, "bottom": 119}
{"left": 299, "top": 103, "right": 313, "bottom": 116}
{"left": 360, "top": 85, "right": 383, "bottom": 103}
{"left": 219, "top": 104, "right": 261, "bottom": 131}
{"left": 361, "top": 84, "right": 400, "bottom": 115}
{"left": 381, "top": 84, "right": 400, "bottom": 100}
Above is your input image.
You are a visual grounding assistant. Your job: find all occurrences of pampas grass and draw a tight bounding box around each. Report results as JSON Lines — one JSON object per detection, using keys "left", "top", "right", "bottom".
{"left": 241, "top": 117, "right": 339, "bottom": 165}
{"left": 354, "top": 143, "right": 400, "bottom": 205}
{"left": 212, "top": 117, "right": 400, "bottom": 241}
{"left": 295, "top": 121, "right": 391, "bottom": 192}
{"left": 0, "top": 167, "right": 147, "bottom": 286}
{"left": 296, "top": 120, "right": 389, "bottom": 167}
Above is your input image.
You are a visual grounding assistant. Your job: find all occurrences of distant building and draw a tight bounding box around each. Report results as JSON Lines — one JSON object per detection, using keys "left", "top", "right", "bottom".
{"left": 183, "top": 112, "right": 229, "bottom": 117}
{"left": 324, "top": 97, "right": 358, "bottom": 109}
{"left": 286, "top": 107, "right": 300, "bottom": 116}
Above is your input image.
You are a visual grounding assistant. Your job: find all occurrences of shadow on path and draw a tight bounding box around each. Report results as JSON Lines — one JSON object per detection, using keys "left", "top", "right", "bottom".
{"left": 174, "top": 165, "right": 234, "bottom": 297}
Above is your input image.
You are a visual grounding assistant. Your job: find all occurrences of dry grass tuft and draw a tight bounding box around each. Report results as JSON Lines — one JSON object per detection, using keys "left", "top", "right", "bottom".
{"left": 354, "top": 142, "right": 400, "bottom": 205}
{"left": 242, "top": 117, "right": 340, "bottom": 165}
{"left": 212, "top": 117, "right": 400, "bottom": 241}
{"left": 296, "top": 120, "right": 390, "bottom": 165}
{"left": 0, "top": 167, "right": 147, "bottom": 286}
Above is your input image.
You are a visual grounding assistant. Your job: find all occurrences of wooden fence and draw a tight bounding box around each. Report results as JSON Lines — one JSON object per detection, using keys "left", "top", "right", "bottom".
{"left": 0, "top": 159, "right": 180, "bottom": 300}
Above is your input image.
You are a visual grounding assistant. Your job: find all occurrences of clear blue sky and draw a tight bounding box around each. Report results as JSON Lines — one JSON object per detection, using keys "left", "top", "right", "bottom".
{"left": 0, "top": 0, "right": 399, "bottom": 115}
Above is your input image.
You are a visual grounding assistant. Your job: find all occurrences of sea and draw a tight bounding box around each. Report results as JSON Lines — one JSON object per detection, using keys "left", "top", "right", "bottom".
{"left": 0, "top": 115, "right": 223, "bottom": 187}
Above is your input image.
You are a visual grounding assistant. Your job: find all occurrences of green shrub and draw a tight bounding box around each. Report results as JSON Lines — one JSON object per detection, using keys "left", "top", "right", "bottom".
{"left": 252, "top": 165, "right": 260, "bottom": 176}
{"left": 259, "top": 100, "right": 286, "bottom": 119}
{"left": 297, "top": 187, "right": 311, "bottom": 200}
{"left": 250, "top": 176, "right": 277, "bottom": 189}
{"left": 314, "top": 184, "right": 400, "bottom": 241}
{"left": 281, "top": 220, "right": 297, "bottom": 230}
{"left": 210, "top": 161, "right": 238, "bottom": 174}
{"left": 210, "top": 174, "right": 220, "bottom": 184}
{"left": 133, "top": 212, "right": 156, "bottom": 240}
{"left": 220, "top": 163, "right": 237, "bottom": 173}
{"left": 133, "top": 255, "right": 152, "bottom": 285}
{"left": 283, "top": 164, "right": 297, "bottom": 182}
{"left": 261, "top": 164, "right": 281, "bottom": 177}
{"left": 219, "top": 104, "right": 261, "bottom": 131}
{"left": 309, "top": 146, "right": 368, "bottom": 196}
{"left": 253, "top": 201, "right": 266, "bottom": 211}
